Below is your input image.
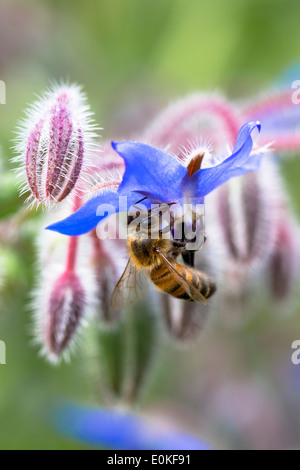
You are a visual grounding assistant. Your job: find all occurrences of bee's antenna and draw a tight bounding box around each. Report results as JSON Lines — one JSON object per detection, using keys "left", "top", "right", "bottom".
{"left": 132, "top": 196, "right": 148, "bottom": 211}
{"left": 135, "top": 196, "right": 148, "bottom": 205}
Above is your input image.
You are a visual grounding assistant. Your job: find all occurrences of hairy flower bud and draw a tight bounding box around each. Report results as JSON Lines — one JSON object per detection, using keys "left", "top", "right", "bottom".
{"left": 34, "top": 209, "right": 97, "bottom": 362}
{"left": 243, "top": 89, "right": 300, "bottom": 152}
{"left": 163, "top": 296, "right": 209, "bottom": 342}
{"left": 145, "top": 93, "right": 241, "bottom": 154}
{"left": 14, "top": 83, "right": 99, "bottom": 206}
{"left": 41, "top": 271, "right": 86, "bottom": 361}
{"left": 268, "top": 219, "right": 300, "bottom": 300}
{"left": 212, "top": 157, "right": 283, "bottom": 294}
{"left": 162, "top": 246, "right": 218, "bottom": 342}
{"left": 90, "top": 232, "right": 125, "bottom": 324}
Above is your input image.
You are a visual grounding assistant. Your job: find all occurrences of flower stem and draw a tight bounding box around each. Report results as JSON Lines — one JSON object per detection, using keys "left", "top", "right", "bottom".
{"left": 65, "top": 194, "right": 82, "bottom": 273}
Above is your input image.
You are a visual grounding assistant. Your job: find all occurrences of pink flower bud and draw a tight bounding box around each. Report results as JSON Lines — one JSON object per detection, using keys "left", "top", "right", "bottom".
{"left": 162, "top": 249, "right": 218, "bottom": 342}
{"left": 212, "top": 157, "right": 283, "bottom": 294}
{"left": 14, "top": 84, "right": 99, "bottom": 206}
{"left": 145, "top": 93, "right": 241, "bottom": 154}
{"left": 162, "top": 295, "right": 209, "bottom": 342}
{"left": 268, "top": 219, "right": 300, "bottom": 300}
{"left": 35, "top": 209, "right": 99, "bottom": 362}
{"left": 42, "top": 271, "right": 86, "bottom": 361}
{"left": 242, "top": 89, "right": 300, "bottom": 153}
{"left": 90, "top": 232, "right": 125, "bottom": 324}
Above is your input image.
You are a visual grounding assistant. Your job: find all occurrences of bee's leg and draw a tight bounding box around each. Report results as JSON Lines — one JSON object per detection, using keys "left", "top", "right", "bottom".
{"left": 172, "top": 241, "right": 186, "bottom": 248}
{"left": 182, "top": 250, "right": 195, "bottom": 267}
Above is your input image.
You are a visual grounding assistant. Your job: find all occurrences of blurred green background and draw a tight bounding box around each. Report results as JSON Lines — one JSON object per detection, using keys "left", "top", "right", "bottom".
{"left": 1, "top": 0, "right": 300, "bottom": 450}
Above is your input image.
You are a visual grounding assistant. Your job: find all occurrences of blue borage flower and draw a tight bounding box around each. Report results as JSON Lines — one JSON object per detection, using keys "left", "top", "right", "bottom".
{"left": 47, "top": 121, "right": 261, "bottom": 236}
{"left": 54, "top": 405, "right": 211, "bottom": 450}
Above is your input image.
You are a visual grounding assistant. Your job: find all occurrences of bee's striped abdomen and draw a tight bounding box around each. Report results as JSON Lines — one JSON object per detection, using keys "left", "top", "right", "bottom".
{"left": 191, "top": 268, "right": 215, "bottom": 299}
{"left": 150, "top": 264, "right": 183, "bottom": 297}
{"left": 150, "top": 261, "right": 216, "bottom": 301}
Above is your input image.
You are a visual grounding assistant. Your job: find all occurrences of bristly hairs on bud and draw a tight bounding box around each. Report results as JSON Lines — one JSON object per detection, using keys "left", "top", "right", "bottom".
{"left": 13, "top": 82, "right": 101, "bottom": 208}
{"left": 32, "top": 206, "right": 98, "bottom": 364}
{"left": 211, "top": 154, "right": 286, "bottom": 297}
{"left": 145, "top": 93, "right": 241, "bottom": 153}
{"left": 79, "top": 140, "right": 124, "bottom": 197}
{"left": 268, "top": 214, "right": 300, "bottom": 304}
{"left": 85, "top": 166, "right": 123, "bottom": 198}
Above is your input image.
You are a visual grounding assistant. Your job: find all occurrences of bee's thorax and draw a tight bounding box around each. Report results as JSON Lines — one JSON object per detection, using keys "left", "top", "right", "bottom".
{"left": 127, "top": 233, "right": 172, "bottom": 270}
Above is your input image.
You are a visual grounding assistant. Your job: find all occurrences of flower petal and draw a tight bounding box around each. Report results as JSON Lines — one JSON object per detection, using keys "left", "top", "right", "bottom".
{"left": 46, "top": 190, "right": 140, "bottom": 236}
{"left": 54, "top": 405, "right": 211, "bottom": 450}
{"left": 186, "top": 121, "right": 261, "bottom": 198}
{"left": 47, "top": 122, "right": 261, "bottom": 236}
{"left": 112, "top": 141, "right": 187, "bottom": 203}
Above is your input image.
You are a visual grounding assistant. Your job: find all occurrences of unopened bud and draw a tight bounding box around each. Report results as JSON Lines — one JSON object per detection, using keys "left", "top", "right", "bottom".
{"left": 42, "top": 271, "right": 86, "bottom": 361}
{"left": 91, "top": 232, "right": 126, "bottom": 324}
{"left": 215, "top": 157, "right": 282, "bottom": 294}
{"left": 268, "top": 220, "right": 300, "bottom": 300}
{"left": 145, "top": 93, "right": 241, "bottom": 154}
{"left": 161, "top": 237, "right": 219, "bottom": 342}
{"left": 14, "top": 84, "right": 99, "bottom": 206}
{"left": 162, "top": 295, "right": 209, "bottom": 342}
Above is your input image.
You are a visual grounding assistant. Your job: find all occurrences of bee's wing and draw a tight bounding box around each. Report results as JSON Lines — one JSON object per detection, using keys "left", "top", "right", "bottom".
{"left": 111, "top": 259, "right": 149, "bottom": 310}
{"left": 154, "top": 248, "right": 208, "bottom": 305}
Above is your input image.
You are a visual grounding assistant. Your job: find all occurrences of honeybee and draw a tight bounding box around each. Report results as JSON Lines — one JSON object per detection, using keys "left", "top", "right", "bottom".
{"left": 111, "top": 206, "right": 216, "bottom": 309}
